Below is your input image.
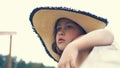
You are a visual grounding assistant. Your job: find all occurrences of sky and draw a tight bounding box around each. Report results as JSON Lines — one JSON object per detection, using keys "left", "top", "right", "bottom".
{"left": 0, "top": 0, "right": 120, "bottom": 67}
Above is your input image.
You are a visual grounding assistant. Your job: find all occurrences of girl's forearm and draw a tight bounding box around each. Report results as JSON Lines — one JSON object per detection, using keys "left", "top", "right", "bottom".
{"left": 68, "top": 29, "right": 114, "bottom": 51}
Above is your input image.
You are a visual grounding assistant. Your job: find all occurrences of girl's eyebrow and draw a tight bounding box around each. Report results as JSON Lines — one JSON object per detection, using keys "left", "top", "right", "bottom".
{"left": 65, "top": 22, "right": 75, "bottom": 26}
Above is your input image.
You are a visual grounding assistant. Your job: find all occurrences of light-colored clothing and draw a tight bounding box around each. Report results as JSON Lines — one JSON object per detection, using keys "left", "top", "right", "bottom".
{"left": 81, "top": 42, "right": 120, "bottom": 68}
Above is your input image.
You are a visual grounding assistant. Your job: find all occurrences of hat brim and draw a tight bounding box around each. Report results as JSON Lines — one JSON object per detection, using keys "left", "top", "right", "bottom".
{"left": 29, "top": 7, "right": 108, "bottom": 62}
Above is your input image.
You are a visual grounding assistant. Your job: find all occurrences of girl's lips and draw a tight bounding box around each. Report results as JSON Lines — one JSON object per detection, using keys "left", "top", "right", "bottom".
{"left": 58, "top": 38, "right": 65, "bottom": 43}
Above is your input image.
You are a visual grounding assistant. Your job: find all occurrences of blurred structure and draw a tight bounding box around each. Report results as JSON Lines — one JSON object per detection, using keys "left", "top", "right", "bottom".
{"left": 0, "top": 32, "right": 16, "bottom": 68}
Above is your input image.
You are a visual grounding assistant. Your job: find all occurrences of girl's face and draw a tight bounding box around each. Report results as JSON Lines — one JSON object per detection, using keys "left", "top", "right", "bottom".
{"left": 56, "top": 19, "right": 85, "bottom": 51}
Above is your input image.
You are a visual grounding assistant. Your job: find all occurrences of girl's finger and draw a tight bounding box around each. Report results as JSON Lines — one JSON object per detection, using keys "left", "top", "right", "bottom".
{"left": 70, "top": 60, "right": 77, "bottom": 68}
{"left": 58, "top": 62, "right": 66, "bottom": 68}
{"left": 66, "top": 62, "right": 70, "bottom": 68}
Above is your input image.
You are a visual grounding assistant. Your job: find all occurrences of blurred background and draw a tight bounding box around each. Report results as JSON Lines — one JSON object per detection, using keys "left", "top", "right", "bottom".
{"left": 0, "top": 0, "right": 120, "bottom": 68}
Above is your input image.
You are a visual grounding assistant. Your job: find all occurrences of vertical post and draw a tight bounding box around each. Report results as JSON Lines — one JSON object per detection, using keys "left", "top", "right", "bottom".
{"left": 0, "top": 32, "right": 16, "bottom": 68}
{"left": 7, "top": 35, "right": 12, "bottom": 68}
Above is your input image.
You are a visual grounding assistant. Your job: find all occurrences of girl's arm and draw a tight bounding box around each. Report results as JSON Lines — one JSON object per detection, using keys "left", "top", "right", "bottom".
{"left": 58, "top": 29, "right": 114, "bottom": 68}
{"left": 71, "top": 29, "right": 114, "bottom": 50}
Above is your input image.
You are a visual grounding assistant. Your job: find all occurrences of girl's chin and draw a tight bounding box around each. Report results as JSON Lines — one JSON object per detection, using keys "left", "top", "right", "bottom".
{"left": 58, "top": 47, "right": 65, "bottom": 51}
{"left": 57, "top": 43, "right": 69, "bottom": 50}
{"left": 58, "top": 45, "right": 66, "bottom": 51}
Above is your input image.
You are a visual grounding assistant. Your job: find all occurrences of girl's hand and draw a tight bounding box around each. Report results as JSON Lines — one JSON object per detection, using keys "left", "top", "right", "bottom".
{"left": 58, "top": 44, "right": 79, "bottom": 68}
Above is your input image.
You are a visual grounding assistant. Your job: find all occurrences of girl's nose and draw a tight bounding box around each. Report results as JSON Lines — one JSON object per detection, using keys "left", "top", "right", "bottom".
{"left": 59, "top": 30, "right": 65, "bottom": 36}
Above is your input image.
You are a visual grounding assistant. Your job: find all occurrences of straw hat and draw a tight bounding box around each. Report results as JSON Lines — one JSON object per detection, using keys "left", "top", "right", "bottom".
{"left": 29, "top": 7, "right": 108, "bottom": 62}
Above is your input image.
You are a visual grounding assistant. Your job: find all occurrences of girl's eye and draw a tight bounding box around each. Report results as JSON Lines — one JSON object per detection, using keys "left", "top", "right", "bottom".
{"left": 66, "top": 25, "right": 73, "bottom": 29}
{"left": 56, "top": 27, "right": 61, "bottom": 32}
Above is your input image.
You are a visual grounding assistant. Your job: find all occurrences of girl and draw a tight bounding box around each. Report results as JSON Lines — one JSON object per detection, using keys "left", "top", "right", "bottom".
{"left": 29, "top": 7, "right": 114, "bottom": 68}
{"left": 54, "top": 18, "right": 113, "bottom": 68}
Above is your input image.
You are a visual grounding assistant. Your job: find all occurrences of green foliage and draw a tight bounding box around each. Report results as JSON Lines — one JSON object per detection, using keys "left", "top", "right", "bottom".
{"left": 0, "top": 54, "right": 55, "bottom": 68}
{"left": 26, "top": 62, "right": 55, "bottom": 68}
{"left": 0, "top": 55, "right": 8, "bottom": 68}
{"left": 17, "top": 60, "right": 26, "bottom": 68}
